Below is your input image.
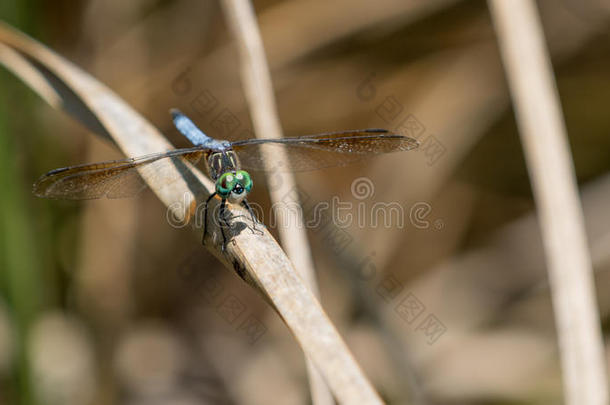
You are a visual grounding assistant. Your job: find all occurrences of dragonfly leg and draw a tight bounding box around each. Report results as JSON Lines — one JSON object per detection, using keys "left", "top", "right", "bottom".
{"left": 218, "top": 198, "right": 230, "bottom": 252}
{"left": 202, "top": 192, "right": 217, "bottom": 246}
{"left": 242, "top": 199, "right": 263, "bottom": 235}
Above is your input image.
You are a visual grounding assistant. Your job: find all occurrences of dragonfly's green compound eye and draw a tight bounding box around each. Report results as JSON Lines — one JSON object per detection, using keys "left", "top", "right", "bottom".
{"left": 235, "top": 170, "right": 253, "bottom": 193}
{"left": 216, "top": 170, "right": 252, "bottom": 199}
{"left": 216, "top": 172, "right": 236, "bottom": 197}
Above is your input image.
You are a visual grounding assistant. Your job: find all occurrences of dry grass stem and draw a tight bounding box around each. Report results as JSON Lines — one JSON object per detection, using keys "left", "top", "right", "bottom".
{"left": 488, "top": 1, "right": 609, "bottom": 403}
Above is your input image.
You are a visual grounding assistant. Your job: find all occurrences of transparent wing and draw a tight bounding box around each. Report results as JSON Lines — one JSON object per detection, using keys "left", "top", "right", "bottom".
{"left": 33, "top": 147, "right": 206, "bottom": 200}
{"left": 230, "top": 129, "right": 419, "bottom": 171}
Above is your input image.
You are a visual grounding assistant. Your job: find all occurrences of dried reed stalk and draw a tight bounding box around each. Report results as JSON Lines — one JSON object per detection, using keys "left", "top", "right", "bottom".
{"left": 488, "top": 1, "right": 609, "bottom": 404}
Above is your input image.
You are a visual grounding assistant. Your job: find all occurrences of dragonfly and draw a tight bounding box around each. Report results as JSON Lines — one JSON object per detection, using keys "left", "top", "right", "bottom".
{"left": 34, "top": 109, "right": 419, "bottom": 249}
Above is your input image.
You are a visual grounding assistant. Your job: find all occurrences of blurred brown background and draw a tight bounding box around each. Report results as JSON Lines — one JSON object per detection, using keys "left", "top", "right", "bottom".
{"left": 1, "top": 0, "right": 610, "bottom": 404}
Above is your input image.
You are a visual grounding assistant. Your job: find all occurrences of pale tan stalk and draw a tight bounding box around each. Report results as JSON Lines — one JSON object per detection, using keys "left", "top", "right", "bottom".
{"left": 488, "top": 1, "right": 609, "bottom": 404}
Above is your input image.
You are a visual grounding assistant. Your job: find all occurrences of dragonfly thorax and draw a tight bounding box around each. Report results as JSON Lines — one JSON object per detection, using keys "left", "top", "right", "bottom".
{"left": 206, "top": 150, "right": 240, "bottom": 181}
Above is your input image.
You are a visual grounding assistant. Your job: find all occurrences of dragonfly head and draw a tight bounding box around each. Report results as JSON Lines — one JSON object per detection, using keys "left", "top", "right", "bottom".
{"left": 216, "top": 170, "right": 253, "bottom": 203}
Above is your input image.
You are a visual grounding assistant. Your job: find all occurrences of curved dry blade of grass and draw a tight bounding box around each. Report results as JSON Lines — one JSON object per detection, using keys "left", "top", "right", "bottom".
{"left": 487, "top": 1, "right": 609, "bottom": 404}
{"left": 0, "top": 42, "right": 61, "bottom": 107}
{"left": 0, "top": 21, "right": 383, "bottom": 405}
